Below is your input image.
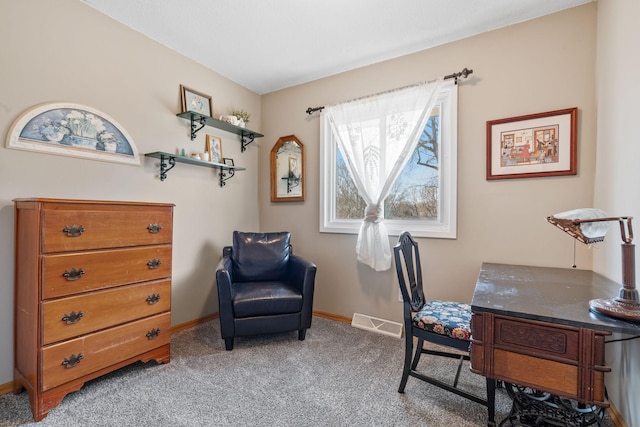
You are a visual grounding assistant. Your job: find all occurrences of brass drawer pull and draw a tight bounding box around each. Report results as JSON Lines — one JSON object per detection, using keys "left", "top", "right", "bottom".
{"left": 147, "top": 259, "right": 162, "bottom": 269}
{"left": 146, "top": 328, "right": 161, "bottom": 340}
{"left": 61, "top": 311, "right": 84, "bottom": 325}
{"left": 146, "top": 293, "right": 161, "bottom": 305}
{"left": 61, "top": 353, "right": 83, "bottom": 369}
{"left": 147, "top": 224, "right": 163, "bottom": 234}
{"left": 62, "top": 225, "right": 85, "bottom": 237}
{"left": 62, "top": 268, "right": 85, "bottom": 281}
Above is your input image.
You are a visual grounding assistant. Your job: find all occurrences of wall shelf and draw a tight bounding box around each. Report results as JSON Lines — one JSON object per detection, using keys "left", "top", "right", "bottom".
{"left": 145, "top": 151, "right": 245, "bottom": 187}
{"left": 176, "top": 111, "right": 264, "bottom": 151}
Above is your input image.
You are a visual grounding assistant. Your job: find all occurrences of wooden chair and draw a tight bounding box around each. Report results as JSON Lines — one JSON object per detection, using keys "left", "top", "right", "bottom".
{"left": 393, "top": 231, "right": 496, "bottom": 425}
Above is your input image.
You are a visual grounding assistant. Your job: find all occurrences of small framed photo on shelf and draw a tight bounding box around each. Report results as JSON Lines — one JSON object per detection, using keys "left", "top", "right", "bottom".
{"left": 223, "top": 157, "right": 234, "bottom": 167}
{"left": 180, "top": 85, "right": 212, "bottom": 117}
{"left": 206, "top": 134, "right": 223, "bottom": 163}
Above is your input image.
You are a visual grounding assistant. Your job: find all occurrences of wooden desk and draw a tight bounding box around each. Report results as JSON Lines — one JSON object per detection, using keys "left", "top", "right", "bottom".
{"left": 470, "top": 263, "right": 640, "bottom": 414}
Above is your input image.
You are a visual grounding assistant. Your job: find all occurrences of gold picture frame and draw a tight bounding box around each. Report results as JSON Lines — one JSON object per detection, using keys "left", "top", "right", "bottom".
{"left": 206, "top": 134, "right": 223, "bottom": 164}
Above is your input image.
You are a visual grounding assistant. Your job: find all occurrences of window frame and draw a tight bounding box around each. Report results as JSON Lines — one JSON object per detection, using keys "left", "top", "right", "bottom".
{"left": 320, "top": 82, "right": 457, "bottom": 238}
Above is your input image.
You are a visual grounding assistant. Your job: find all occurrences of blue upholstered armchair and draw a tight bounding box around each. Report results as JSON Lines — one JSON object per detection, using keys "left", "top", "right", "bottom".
{"left": 215, "top": 231, "right": 317, "bottom": 350}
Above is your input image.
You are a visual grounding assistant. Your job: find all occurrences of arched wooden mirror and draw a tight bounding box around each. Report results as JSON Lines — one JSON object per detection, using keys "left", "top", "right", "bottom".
{"left": 271, "top": 135, "right": 305, "bottom": 202}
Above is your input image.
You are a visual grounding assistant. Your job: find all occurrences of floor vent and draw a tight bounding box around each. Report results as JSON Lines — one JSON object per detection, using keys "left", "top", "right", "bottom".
{"left": 351, "top": 313, "right": 403, "bottom": 338}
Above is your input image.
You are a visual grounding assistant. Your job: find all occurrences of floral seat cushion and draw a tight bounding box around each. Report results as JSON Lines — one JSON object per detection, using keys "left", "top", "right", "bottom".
{"left": 412, "top": 300, "right": 472, "bottom": 341}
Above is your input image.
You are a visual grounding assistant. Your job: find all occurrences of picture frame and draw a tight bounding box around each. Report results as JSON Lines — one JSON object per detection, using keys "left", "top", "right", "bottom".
{"left": 271, "top": 135, "right": 305, "bottom": 202}
{"left": 6, "top": 102, "right": 140, "bottom": 166}
{"left": 223, "top": 157, "right": 234, "bottom": 167}
{"left": 486, "top": 107, "right": 577, "bottom": 180}
{"left": 206, "top": 134, "right": 223, "bottom": 164}
{"left": 180, "top": 84, "right": 212, "bottom": 116}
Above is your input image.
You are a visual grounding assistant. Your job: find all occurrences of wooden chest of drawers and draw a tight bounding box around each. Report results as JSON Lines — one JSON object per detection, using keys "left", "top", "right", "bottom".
{"left": 13, "top": 198, "right": 174, "bottom": 421}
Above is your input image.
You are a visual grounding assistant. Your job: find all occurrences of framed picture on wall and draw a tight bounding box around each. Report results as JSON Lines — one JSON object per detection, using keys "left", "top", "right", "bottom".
{"left": 486, "top": 107, "right": 577, "bottom": 180}
{"left": 6, "top": 102, "right": 141, "bottom": 166}
{"left": 180, "top": 85, "right": 212, "bottom": 116}
{"left": 206, "top": 134, "right": 223, "bottom": 163}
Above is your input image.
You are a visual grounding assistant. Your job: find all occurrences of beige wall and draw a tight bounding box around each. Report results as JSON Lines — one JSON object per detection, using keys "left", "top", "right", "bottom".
{"left": 594, "top": 0, "right": 640, "bottom": 424}
{"left": 3, "top": 1, "right": 636, "bottom": 424}
{"left": 260, "top": 4, "right": 598, "bottom": 322}
{"left": 0, "top": 0, "right": 261, "bottom": 385}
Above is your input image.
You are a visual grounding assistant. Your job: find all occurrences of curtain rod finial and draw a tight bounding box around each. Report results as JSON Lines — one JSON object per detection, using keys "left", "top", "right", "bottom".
{"left": 306, "top": 106, "right": 325, "bottom": 115}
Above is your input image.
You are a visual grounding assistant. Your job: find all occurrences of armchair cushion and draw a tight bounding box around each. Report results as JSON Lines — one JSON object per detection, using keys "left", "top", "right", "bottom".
{"left": 232, "top": 281, "right": 303, "bottom": 318}
{"left": 232, "top": 231, "right": 291, "bottom": 282}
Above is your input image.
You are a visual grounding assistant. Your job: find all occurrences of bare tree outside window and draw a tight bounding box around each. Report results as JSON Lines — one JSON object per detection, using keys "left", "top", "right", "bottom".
{"left": 336, "top": 108, "right": 440, "bottom": 221}
{"left": 321, "top": 82, "right": 456, "bottom": 239}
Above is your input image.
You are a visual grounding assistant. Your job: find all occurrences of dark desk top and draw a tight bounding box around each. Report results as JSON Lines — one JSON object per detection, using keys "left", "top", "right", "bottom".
{"left": 471, "top": 263, "right": 640, "bottom": 335}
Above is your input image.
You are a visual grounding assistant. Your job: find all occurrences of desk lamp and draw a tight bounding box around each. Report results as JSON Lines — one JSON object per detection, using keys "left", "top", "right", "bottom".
{"left": 547, "top": 208, "right": 640, "bottom": 322}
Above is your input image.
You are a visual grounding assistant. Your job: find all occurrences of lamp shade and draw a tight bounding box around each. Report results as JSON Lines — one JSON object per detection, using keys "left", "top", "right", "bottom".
{"left": 547, "top": 208, "right": 610, "bottom": 244}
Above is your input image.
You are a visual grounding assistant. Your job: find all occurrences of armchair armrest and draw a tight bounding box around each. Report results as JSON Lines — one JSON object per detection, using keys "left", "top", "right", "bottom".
{"left": 289, "top": 255, "right": 316, "bottom": 291}
{"left": 216, "top": 250, "right": 235, "bottom": 338}
{"left": 289, "top": 254, "right": 317, "bottom": 328}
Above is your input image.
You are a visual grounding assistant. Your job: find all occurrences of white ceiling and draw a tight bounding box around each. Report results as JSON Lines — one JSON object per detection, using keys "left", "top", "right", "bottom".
{"left": 81, "top": 0, "right": 591, "bottom": 94}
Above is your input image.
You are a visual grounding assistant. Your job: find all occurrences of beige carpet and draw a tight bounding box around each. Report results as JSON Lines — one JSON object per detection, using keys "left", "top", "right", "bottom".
{"left": 0, "top": 316, "right": 615, "bottom": 426}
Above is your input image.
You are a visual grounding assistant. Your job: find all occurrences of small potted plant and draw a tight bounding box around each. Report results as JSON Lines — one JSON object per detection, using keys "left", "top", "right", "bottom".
{"left": 231, "top": 109, "right": 251, "bottom": 128}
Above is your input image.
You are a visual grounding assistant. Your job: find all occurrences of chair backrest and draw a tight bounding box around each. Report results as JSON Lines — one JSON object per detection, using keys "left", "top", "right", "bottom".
{"left": 231, "top": 231, "right": 291, "bottom": 282}
{"left": 393, "top": 231, "right": 425, "bottom": 311}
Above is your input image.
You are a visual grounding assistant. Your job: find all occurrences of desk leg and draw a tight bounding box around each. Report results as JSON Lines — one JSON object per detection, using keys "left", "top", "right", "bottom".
{"left": 499, "top": 383, "right": 607, "bottom": 427}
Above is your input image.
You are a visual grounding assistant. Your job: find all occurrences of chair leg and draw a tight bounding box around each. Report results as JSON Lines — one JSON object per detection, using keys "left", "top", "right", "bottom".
{"left": 298, "top": 329, "right": 307, "bottom": 340}
{"left": 224, "top": 338, "right": 233, "bottom": 351}
{"left": 410, "top": 338, "right": 424, "bottom": 370}
{"left": 398, "top": 333, "right": 414, "bottom": 393}
{"left": 453, "top": 354, "right": 465, "bottom": 388}
{"left": 486, "top": 377, "right": 496, "bottom": 426}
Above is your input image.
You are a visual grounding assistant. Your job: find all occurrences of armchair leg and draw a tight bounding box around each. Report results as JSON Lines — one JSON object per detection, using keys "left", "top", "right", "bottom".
{"left": 224, "top": 338, "right": 234, "bottom": 351}
{"left": 298, "top": 329, "right": 307, "bottom": 340}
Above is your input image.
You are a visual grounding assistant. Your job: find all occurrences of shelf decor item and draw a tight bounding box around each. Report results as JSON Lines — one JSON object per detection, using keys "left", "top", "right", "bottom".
{"left": 6, "top": 102, "right": 140, "bottom": 165}
{"left": 206, "top": 134, "right": 223, "bottom": 163}
{"left": 231, "top": 109, "right": 251, "bottom": 128}
{"left": 486, "top": 107, "right": 577, "bottom": 180}
{"left": 180, "top": 84, "right": 212, "bottom": 116}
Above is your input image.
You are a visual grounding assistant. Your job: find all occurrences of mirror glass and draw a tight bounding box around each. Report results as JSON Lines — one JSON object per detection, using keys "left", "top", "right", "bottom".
{"left": 271, "top": 135, "right": 304, "bottom": 202}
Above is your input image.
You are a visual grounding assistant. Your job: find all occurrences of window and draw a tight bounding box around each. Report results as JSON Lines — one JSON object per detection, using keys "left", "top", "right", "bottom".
{"left": 320, "top": 82, "right": 457, "bottom": 238}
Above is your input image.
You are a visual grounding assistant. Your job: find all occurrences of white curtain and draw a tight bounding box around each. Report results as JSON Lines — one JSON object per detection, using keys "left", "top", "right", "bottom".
{"left": 324, "top": 79, "right": 443, "bottom": 271}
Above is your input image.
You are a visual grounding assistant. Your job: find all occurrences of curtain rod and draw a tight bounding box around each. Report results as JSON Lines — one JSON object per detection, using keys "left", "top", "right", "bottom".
{"left": 305, "top": 67, "right": 473, "bottom": 115}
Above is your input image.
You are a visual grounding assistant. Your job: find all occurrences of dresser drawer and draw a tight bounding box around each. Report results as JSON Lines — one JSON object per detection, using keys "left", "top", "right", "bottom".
{"left": 43, "top": 280, "right": 171, "bottom": 345}
{"left": 41, "top": 312, "right": 171, "bottom": 391}
{"left": 42, "top": 245, "right": 172, "bottom": 299}
{"left": 42, "top": 204, "right": 172, "bottom": 253}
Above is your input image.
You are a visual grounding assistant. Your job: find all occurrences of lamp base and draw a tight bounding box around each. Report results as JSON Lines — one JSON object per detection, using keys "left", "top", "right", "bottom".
{"left": 589, "top": 298, "right": 640, "bottom": 322}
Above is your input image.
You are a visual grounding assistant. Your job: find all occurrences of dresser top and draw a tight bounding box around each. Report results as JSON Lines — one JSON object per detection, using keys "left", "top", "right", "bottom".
{"left": 13, "top": 198, "right": 174, "bottom": 207}
{"left": 472, "top": 262, "right": 640, "bottom": 335}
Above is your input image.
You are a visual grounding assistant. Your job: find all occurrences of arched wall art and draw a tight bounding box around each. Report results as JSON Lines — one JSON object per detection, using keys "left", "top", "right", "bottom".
{"left": 6, "top": 102, "right": 140, "bottom": 166}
